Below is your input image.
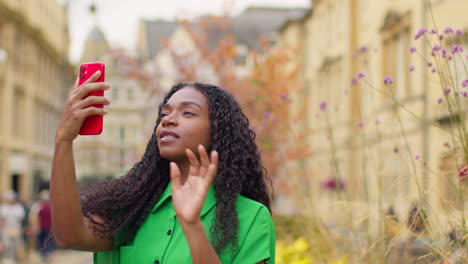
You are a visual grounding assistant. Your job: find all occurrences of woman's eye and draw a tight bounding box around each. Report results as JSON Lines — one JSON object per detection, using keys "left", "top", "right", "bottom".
{"left": 160, "top": 113, "right": 168, "bottom": 117}
{"left": 183, "top": 111, "right": 195, "bottom": 116}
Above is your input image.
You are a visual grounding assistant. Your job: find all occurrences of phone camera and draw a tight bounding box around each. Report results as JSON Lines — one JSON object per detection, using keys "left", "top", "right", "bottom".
{"left": 80, "top": 66, "right": 85, "bottom": 72}
{"left": 80, "top": 74, "right": 84, "bottom": 79}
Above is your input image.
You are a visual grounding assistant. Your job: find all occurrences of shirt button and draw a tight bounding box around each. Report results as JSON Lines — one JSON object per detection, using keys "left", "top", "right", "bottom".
{"left": 167, "top": 230, "right": 172, "bottom": 235}
{"left": 154, "top": 260, "right": 160, "bottom": 264}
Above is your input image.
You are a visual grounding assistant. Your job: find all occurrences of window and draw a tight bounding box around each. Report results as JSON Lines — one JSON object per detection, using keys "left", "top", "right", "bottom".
{"left": 113, "top": 89, "right": 118, "bottom": 101}
{"left": 0, "top": 78, "right": 3, "bottom": 137}
{"left": 12, "top": 87, "right": 25, "bottom": 139}
{"left": 439, "top": 151, "right": 466, "bottom": 210}
{"left": 13, "top": 29, "right": 21, "bottom": 69}
{"left": 128, "top": 88, "right": 133, "bottom": 102}
{"left": 447, "top": 32, "right": 468, "bottom": 88}
{"left": 120, "top": 126, "right": 125, "bottom": 141}
{"left": 382, "top": 12, "right": 411, "bottom": 100}
{"left": 120, "top": 150, "right": 125, "bottom": 172}
{"left": 318, "top": 57, "right": 345, "bottom": 122}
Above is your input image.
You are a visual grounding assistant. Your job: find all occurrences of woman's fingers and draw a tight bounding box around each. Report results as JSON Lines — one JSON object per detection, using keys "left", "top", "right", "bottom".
{"left": 79, "top": 107, "right": 109, "bottom": 118}
{"left": 83, "top": 70, "right": 102, "bottom": 85}
{"left": 75, "top": 96, "right": 111, "bottom": 110}
{"left": 198, "top": 145, "right": 210, "bottom": 169}
{"left": 185, "top": 146, "right": 218, "bottom": 180}
{"left": 170, "top": 162, "right": 182, "bottom": 189}
{"left": 186, "top": 148, "right": 200, "bottom": 176}
{"left": 207, "top": 151, "right": 219, "bottom": 183}
{"left": 75, "top": 82, "right": 110, "bottom": 100}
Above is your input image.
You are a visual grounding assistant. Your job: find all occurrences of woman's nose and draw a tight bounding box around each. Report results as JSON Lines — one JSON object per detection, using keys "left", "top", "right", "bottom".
{"left": 161, "top": 114, "right": 178, "bottom": 126}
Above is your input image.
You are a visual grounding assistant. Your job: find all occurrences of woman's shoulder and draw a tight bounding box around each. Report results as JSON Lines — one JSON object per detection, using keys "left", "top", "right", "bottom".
{"left": 236, "top": 195, "right": 271, "bottom": 221}
{"left": 237, "top": 195, "right": 268, "bottom": 209}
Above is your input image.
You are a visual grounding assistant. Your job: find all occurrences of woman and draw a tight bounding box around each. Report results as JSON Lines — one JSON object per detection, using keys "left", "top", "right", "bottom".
{"left": 51, "top": 70, "right": 276, "bottom": 264}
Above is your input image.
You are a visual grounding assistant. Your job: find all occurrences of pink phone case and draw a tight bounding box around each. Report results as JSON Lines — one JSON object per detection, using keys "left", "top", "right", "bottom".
{"left": 78, "top": 62, "right": 105, "bottom": 135}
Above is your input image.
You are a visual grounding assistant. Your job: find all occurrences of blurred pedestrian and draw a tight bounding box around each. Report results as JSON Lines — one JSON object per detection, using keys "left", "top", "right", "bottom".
{"left": 0, "top": 190, "right": 25, "bottom": 264}
{"left": 404, "top": 202, "right": 433, "bottom": 263}
{"left": 384, "top": 205, "right": 402, "bottom": 264}
{"left": 35, "top": 190, "right": 55, "bottom": 261}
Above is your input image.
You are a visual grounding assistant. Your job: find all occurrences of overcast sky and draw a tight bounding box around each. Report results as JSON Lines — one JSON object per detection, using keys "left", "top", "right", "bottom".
{"left": 62, "top": 0, "right": 310, "bottom": 62}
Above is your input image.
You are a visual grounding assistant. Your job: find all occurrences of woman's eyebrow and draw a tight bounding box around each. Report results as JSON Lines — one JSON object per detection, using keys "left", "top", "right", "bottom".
{"left": 162, "top": 101, "right": 203, "bottom": 110}
{"left": 180, "top": 101, "right": 203, "bottom": 110}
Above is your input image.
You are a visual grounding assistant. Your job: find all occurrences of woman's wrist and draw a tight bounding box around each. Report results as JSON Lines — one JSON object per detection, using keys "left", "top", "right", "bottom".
{"left": 55, "top": 132, "right": 74, "bottom": 145}
{"left": 179, "top": 218, "right": 204, "bottom": 234}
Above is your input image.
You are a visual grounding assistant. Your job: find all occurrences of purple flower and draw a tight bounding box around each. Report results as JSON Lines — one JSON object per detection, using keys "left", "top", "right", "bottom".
{"left": 410, "top": 46, "right": 417, "bottom": 53}
{"left": 462, "top": 79, "right": 468, "bottom": 88}
{"left": 357, "top": 72, "right": 365, "bottom": 78}
{"left": 459, "top": 165, "right": 468, "bottom": 183}
{"left": 432, "top": 68, "right": 436, "bottom": 73}
{"left": 437, "top": 98, "right": 443, "bottom": 104}
{"left": 427, "top": 61, "right": 432, "bottom": 67}
{"left": 444, "top": 27, "right": 453, "bottom": 34}
{"left": 414, "top": 28, "right": 427, "bottom": 40}
{"left": 439, "top": 34, "right": 444, "bottom": 40}
{"left": 409, "top": 65, "right": 415, "bottom": 72}
{"left": 431, "top": 51, "right": 436, "bottom": 57}
{"left": 360, "top": 45, "right": 368, "bottom": 53}
{"left": 357, "top": 122, "right": 364, "bottom": 128}
{"left": 415, "top": 154, "right": 420, "bottom": 160}
{"left": 351, "top": 77, "right": 358, "bottom": 86}
{"left": 321, "top": 177, "right": 345, "bottom": 191}
{"left": 460, "top": 90, "right": 468, "bottom": 97}
{"left": 320, "top": 101, "right": 327, "bottom": 112}
{"left": 448, "top": 55, "right": 453, "bottom": 61}
{"left": 430, "top": 29, "right": 437, "bottom": 34}
{"left": 444, "top": 87, "right": 451, "bottom": 94}
{"left": 451, "top": 45, "right": 463, "bottom": 54}
{"left": 433, "top": 44, "right": 442, "bottom": 52}
{"left": 384, "top": 76, "right": 394, "bottom": 85}
{"left": 279, "top": 93, "right": 287, "bottom": 99}
{"left": 456, "top": 29, "right": 463, "bottom": 35}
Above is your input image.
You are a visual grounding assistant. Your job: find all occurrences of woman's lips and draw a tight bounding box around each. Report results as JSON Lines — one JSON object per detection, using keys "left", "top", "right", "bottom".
{"left": 159, "top": 130, "right": 180, "bottom": 142}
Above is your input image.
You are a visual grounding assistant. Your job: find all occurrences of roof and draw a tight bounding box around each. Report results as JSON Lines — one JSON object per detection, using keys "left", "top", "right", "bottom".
{"left": 86, "top": 26, "right": 108, "bottom": 43}
{"left": 141, "top": 20, "right": 178, "bottom": 59}
{"left": 200, "top": 7, "right": 309, "bottom": 50}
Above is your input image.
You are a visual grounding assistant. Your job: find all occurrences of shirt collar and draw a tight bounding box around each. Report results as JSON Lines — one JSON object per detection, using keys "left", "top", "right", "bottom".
{"left": 151, "top": 181, "right": 216, "bottom": 217}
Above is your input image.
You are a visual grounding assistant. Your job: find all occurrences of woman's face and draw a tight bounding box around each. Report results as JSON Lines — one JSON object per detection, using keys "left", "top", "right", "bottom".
{"left": 156, "top": 87, "right": 211, "bottom": 161}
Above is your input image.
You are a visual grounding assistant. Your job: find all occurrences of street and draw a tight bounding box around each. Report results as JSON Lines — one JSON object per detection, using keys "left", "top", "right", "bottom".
{"left": 13, "top": 250, "right": 93, "bottom": 264}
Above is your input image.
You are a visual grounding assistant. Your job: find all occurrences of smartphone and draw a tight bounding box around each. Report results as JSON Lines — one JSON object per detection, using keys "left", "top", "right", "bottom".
{"left": 78, "top": 62, "right": 105, "bottom": 135}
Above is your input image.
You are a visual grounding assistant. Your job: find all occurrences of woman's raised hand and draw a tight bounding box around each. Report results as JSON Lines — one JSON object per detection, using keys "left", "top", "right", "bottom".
{"left": 170, "top": 145, "right": 219, "bottom": 225}
{"left": 55, "top": 71, "right": 111, "bottom": 143}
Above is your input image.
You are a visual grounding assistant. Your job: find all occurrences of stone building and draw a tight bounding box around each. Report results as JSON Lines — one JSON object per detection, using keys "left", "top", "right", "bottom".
{"left": 0, "top": 0, "right": 74, "bottom": 200}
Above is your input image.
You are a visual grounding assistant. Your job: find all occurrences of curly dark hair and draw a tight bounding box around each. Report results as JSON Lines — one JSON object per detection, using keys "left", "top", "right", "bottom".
{"left": 80, "top": 82, "right": 272, "bottom": 253}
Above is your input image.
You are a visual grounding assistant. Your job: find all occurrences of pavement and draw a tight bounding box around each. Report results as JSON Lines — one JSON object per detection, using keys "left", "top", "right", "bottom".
{"left": 1, "top": 250, "right": 93, "bottom": 264}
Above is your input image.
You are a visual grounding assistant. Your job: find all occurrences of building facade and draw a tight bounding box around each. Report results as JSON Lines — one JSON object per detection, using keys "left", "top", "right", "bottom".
{"left": 0, "top": 0, "right": 74, "bottom": 200}
{"left": 280, "top": 0, "right": 468, "bottom": 234}
{"left": 73, "top": 26, "right": 149, "bottom": 180}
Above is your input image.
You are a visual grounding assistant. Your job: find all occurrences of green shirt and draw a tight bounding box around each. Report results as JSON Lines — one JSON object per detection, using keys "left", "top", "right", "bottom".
{"left": 94, "top": 182, "right": 276, "bottom": 264}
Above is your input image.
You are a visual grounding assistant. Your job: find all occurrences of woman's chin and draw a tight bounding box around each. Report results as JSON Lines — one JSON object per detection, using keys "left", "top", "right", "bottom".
{"left": 160, "top": 150, "right": 185, "bottom": 162}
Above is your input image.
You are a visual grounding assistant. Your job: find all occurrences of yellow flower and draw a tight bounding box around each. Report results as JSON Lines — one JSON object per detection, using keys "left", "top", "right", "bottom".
{"left": 330, "top": 255, "right": 347, "bottom": 264}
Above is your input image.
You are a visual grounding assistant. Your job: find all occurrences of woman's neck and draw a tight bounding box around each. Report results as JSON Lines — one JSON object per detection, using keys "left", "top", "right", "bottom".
{"left": 175, "top": 159, "right": 190, "bottom": 184}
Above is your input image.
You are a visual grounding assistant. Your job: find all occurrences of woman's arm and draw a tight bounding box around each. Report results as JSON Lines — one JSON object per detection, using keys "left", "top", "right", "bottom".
{"left": 170, "top": 145, "right": 221, "bottom": 264}
{"left": 179, "top": 220, "right": 221, "bottom": 263}
{"left": 50, "top": 71, "right": 113, "bottom": 251}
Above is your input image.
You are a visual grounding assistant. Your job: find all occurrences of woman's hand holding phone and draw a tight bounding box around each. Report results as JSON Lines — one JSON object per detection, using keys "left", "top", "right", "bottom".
{"left": 55, "top": 71, "right": 111, "bottom": 143}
